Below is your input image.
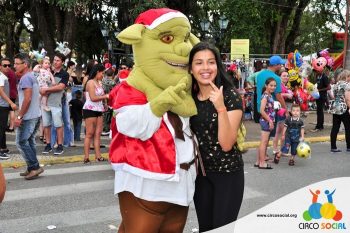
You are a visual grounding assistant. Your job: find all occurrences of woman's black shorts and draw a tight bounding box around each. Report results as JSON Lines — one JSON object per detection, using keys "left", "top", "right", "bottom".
{"left": 83, "top": 109, "right": 103, "bottom": 119}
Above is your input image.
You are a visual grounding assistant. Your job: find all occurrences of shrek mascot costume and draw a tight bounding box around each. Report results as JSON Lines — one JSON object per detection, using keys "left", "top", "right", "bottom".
{"left": 109, "top": 8, "right": 200, "bottom": 233}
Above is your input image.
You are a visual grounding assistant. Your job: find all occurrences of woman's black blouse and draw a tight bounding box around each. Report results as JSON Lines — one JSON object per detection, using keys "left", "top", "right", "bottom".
{"left": 190, "top": 88, "right": 244, "bottom": 173}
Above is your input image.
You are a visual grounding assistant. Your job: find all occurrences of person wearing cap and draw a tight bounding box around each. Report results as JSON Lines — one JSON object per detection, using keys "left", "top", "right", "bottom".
{"left": 255, "top": 55, "right": 288, "bottom": 165}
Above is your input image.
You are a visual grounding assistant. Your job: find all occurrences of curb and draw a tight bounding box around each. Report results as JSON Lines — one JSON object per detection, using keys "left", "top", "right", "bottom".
{"left": 1, "top": 135, "right": 341, "bottom": 169}
{"left": 1, "top": 153, "right": 109, "bottom": 169}
{"left": 244, "top": 135, "right": 339, "bottom": 149}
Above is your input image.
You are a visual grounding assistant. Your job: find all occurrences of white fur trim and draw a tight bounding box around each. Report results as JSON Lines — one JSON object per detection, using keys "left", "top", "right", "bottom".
{"left": 111, "top": 162, "right": 180, "bottom": 182}
{"left": 147, "top": 12, "right": 188, "bottom": 30}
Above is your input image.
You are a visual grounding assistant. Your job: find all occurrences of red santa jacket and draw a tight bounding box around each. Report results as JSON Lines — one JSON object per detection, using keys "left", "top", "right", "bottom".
{"left": 109, "top": 82, "right": 177, "bottom": 179}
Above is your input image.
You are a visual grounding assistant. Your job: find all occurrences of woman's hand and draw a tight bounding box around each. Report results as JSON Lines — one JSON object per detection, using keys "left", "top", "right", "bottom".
{"left": 10, "top": 103, "right": 17, "bottom": 111}
{"left": 269, "top": 120, "right": 274, "bottom": 130}
{"left": 208, "top": 81, "right": 225, "bottom": 111}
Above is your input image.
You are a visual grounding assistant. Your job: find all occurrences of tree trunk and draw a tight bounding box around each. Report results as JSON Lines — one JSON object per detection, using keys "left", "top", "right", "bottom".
{"left": 62, "top": 10, "right": 77, "bottom": 59}
{"left": 269, "top": 1, "right": 295, "bottom": 54}
{"left": 285, "top": 0, "right": 311, "bottom": 52}
{"left": 5, "top": 24, "right": 15, "bottom": 59}
{"left": 54, "top": 6, "right": 64, "bottom": 42}
{"left": 27, "top": 5, "right": 40, "bottom": 50}
{"left": 33, "top": 2, "right": 56, "bottom": 57}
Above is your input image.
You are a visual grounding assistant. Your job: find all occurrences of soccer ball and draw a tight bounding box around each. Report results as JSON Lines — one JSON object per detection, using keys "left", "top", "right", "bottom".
{"left": 297, "top": 142, "right": 311, "bottom": 158}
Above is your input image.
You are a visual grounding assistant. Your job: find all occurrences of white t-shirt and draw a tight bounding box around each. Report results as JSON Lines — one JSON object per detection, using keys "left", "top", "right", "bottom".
{"left": 0, "top": 72, "right": 10, "bottom": 107}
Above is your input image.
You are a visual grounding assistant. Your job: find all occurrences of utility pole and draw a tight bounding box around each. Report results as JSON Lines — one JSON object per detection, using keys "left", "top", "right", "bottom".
{"left": 344, "top": 0, "right": 350, "bottom": 69}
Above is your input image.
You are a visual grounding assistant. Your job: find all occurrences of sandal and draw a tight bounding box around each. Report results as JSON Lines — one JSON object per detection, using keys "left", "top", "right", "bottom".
{"left": 83, "top": 158, "right": 90, "bottom": 164}
{"left": 254, "top": 164, "right": 259, "bottom": 168}
{"left": 288, "top": 159, "right": 295, "bottom": 166}
{"left": 96, "top": 157, "right": 106, "bottom": 162}
{"left": 274, "top": 152, "right": 281, "bottom": 164}
{"left": 258, "top": 164, "right": 273, "bottom": 169}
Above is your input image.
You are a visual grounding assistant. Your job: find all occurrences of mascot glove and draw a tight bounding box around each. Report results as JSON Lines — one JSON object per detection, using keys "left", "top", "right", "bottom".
{"left": 150, "top": 82, "right": 187, "bottom": 117}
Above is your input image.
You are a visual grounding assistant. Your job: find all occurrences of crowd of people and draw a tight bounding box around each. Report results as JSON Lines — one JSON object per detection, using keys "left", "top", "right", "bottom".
{"left": 1, "top": 7, "right": 349, "bottom": 233}
{"left": 0, "top": 53, "right": 131, "bottom": 180}
{"left": 242, "top": 52, "right": 350, "bottom": 169}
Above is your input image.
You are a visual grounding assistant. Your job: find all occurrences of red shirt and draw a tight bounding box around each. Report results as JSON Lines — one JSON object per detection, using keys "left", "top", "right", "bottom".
{"left": 5, "top": 69, "right": 17, "bottom": 99}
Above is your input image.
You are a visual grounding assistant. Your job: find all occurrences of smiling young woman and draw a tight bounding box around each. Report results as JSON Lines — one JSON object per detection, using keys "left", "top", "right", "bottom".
{"left": 189, "top": 42, "right": 245, "bottom": 232}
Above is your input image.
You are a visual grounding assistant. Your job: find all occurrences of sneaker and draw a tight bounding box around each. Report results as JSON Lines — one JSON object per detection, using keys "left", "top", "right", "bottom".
{"left": 24, "top": 167, "right": 44, "bottom": 180}
{"left": 331, "top": 149, "right": 342, "bottom": 153}
{"left": 311, "top": 128, "right": 321, "bottom": 133}
{"left": 347, "top": 148, "right": 350, "bottom": 152}
{"left": 101, "top": 131, "right": 109, "bottom": 136}
{"left": 42, "top": 144, "right": 52, "bottom": 154}
{"left": 19, "top": 170, "right": 29, "bottom": 177}
{"left": 54, "top": 145, "right": 64, "bottom": 155}
{"left": 0, "top": 152, "right": 9, "bottom": 160}
{"left": 1, "top": 149, "right": 9, "bottom": 154}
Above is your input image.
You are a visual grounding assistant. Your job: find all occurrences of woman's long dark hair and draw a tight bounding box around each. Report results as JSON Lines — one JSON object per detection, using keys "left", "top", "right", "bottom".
{"left": 83, "top": 63, "right": 105, "bottom": 91}
{"left": 188, "top": 42, "right": 234, "bottom": 97}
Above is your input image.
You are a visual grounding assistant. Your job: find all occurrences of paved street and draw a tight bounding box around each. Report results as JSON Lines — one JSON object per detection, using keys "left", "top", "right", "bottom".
{"left": 1, "top": 141, "right": 349, "bottom": 233}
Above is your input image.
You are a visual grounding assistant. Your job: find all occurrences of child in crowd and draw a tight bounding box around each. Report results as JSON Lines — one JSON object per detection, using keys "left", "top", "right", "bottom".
{"left": 69, "top": 90, "right": 84, "bottom": 141}
{"left": 101, "top": 68, "right": 116, "bottom": 135}
{"left": 256, "top": 78, "right": 276, "bottom": 169}
{"left": 33, "top": 57, "right": 55, "bottom": 111}
{"left": 281, "top": 104, "right": 305, "bottom": 166}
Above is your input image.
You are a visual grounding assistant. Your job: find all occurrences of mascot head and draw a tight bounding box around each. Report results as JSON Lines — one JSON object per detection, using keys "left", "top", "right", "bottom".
{"left": 318, "top": 49, "right": 334, "bottom": 68}
{"left": 117, "top": 8, "right": 199, "bottom": 116}
{"left": 118, "top": 8, "right": 199, "bottom": 90}
{"left": 285, "top": 50, "right": 303, "bottom": 70}
{"left": 312, "top": 57, "right": 327, "bottom": 73}
{"left": 288, "top": 68, "right": 301, "bottom": 89}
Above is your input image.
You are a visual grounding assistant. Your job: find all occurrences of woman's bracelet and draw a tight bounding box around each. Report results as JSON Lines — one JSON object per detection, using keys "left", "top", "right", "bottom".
{"left": 217, "top": 107, "right": 227, "bottom": 113}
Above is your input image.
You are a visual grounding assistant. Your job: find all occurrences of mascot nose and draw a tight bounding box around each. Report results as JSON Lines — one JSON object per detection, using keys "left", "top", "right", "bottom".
{"left": 174, "top": 42, "right": 191, "bottom": 57}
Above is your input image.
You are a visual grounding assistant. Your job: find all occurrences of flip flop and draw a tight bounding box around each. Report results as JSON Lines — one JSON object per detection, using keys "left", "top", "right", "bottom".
{"left": 258, "top": 164, "right": 273, "bottom": 169}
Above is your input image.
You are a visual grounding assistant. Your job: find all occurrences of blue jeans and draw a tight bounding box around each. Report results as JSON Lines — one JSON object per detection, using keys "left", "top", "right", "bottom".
{"left": 71, "top": 85, "right": 83, "bottom": 100}
{"left": 73, "top": 119, "right": 82, "bottom": 141}
{"left": 16, "top": 117, "right": 41, "bottom": 171}
{"left": 281, "top": 136, "right": 299, "bottom": 156}
{"left": 51, "top": 99, "right": 74, "bottom": 148}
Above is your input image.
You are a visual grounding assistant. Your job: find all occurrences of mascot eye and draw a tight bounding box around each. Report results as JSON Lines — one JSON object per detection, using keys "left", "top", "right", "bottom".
{"left": 161, "top": 35, "right": 174, "bottom": 44}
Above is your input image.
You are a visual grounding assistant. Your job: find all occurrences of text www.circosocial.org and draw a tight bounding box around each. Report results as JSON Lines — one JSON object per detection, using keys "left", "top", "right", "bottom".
{"left": 256, "top": 213, "right": 298, "bottom": 218}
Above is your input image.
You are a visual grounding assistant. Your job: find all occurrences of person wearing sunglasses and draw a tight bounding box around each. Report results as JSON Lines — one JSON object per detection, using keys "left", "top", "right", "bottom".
{"left": 0, "top": 58, "right": 17, "bottom": 133}
{"left": 0, "top": 58, "right": 17, "bottom": 159}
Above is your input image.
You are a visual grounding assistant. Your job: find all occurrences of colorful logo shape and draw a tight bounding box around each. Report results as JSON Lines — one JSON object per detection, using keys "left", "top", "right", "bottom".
{"left": 303, "top": 189, "right": 342, "bottom": 221}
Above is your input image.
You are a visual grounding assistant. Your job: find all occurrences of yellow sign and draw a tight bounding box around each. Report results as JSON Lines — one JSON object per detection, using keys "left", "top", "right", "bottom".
{"left": 231, "top": 39, "right": 249, "bottom": 61}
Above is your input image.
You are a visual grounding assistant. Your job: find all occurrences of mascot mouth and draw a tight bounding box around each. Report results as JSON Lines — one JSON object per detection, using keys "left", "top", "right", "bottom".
{"left": 165, "top": 61, "right": 188, "bottom": 69}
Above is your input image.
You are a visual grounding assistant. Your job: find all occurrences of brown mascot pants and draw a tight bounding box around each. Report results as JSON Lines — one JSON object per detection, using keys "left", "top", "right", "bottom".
{"left": 118, "top": 191, "right": 189, "bottom": 233}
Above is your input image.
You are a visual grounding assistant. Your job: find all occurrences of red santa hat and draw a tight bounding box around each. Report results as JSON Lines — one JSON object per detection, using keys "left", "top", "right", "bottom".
{"left": 134, "top": 8, "right": 188, "bottom": 30}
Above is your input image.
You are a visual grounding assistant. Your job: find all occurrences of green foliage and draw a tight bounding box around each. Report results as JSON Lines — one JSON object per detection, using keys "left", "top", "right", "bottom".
{"left": 295, "top": 9, "right": 333, "bottom": 54}
{"left": 129, "top": 0, "right": 166, "bottom": 21}
{"left": 46, "top": 0, "right": 94, "bottom": 10}
{"left": 0, "top": 10, "right": 16, "bottom": 44}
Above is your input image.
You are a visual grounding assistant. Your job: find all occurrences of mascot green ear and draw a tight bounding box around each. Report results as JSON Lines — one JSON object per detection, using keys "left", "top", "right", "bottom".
{"left": 189, "top": 33, "right": 200, "bottom": 46}
{"left": 117, "top": 24, "right": 145, "bottom": 45}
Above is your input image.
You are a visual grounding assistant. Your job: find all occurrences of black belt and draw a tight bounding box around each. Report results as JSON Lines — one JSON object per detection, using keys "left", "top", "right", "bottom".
{"left": 179, "top": 158, "right": 196, "bottom": 171}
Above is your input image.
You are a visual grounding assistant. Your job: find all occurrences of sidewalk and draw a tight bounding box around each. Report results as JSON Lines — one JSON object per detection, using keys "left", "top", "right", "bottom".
{"left": 0, "top": 111, "right": 340, "bottom": 168}
{"left": 243, "top": 110, "right": 339, "bottom": 148}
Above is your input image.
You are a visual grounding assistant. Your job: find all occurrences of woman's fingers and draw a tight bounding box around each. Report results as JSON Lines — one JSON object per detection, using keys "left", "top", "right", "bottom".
{"left": 209, "top": 81, "right": 219, "bottom": 91}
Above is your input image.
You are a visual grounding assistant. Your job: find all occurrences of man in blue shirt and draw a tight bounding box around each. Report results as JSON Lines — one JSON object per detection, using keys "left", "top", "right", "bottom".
{"left": 14, "top": 53, "right": 43, "bottom": 180}
{"left": 256, "top": 55, "right": 288, "bottom": 115}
